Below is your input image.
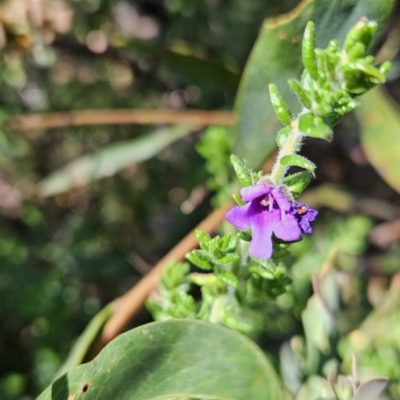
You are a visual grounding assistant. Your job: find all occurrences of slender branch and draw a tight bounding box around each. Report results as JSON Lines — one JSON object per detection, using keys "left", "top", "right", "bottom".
{"left": 7, "top": 109, "right": 235, "bottom": 131}
{"left": 100, "top": 199, "right": 234, "bottom": 346}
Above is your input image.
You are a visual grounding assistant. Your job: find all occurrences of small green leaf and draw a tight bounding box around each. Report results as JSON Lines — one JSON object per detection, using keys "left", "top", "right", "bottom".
{"left": 342, "top": 19, "right": 378, "bottom": 54}
{"left": 217, "top": 253, "right": 240, "bottom": 265}
{"left": 283, "top": 171, "right": 313, "bottom": 197}
{"left": 288, "top": 78, "right": 311, "bottom": 109}
{"left": 276, "top": 126, "right": 292, "bottom": 148}
{"left": 280, "top": 155, "right": 316, "bottom": 173}
{"left": 298, "top": 113, "right": 333, "bottom": 141}
{"left": 230, "top": 154, "right": 253, "bottom": 186}
{"left": 217, "top": 272, "right": 239, "bottom": 288}
{"left": 190, "top": 273, "right": 218, "bottom": 286}
{"left": 195, "top": 229, "right": 211, "bottom": 251}
{"left": 269, "top": 84, "right": 292, "bottom": 125}
{"left": 186, "top": 250, "right": 214, "bottom": 270}
{"left": 302, "top": 21, "right": 319, "bottom": 80}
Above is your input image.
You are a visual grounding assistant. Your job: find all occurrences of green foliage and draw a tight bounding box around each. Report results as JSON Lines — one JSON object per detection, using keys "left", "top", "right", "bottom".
{"left": 233, "top": 0, "right": 395, "bottom": 169}
{"left": 357, "top": 87, "right": 400, "bottom": 194}
{"left": 37, "top": 320, "right": 285, "bottom": 400}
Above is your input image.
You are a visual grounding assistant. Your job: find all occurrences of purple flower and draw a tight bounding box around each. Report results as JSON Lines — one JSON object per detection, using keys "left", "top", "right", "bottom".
{"left": 225, "top": 184, "right": 318, "bottom": 260}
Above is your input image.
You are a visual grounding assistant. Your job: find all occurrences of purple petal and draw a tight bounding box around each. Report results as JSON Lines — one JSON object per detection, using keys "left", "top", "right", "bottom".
{"left": 225, "top": 203, "right": 252, "bottom": 230}
{"left": 272, "top": 186, "right": 291, "bottom": 214}
{"left": 249, "top": 217, "right": 274, "bottom": 259}
{"left": 240, "top": 184, "right": 271, "bottom": 202}
{"left": 272, "top": 214, "right": 302, "bottom": 241}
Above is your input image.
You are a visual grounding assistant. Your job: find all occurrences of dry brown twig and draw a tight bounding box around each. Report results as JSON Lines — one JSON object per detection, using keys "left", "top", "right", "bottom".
{"left": 7, "top": 109, "right": 235, "bottom": 131}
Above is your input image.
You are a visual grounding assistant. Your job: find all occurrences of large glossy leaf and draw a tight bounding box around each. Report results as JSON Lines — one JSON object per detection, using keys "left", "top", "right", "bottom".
{"left": 233, "top": 0, "right": 395, "bottom": 168}
{"left": 121, "top": 37, "right": 240, "bottom": 90}
{"left": 38, "top": 125, "right": 193, "bottom": 197}
{"left": 37, "top": 319, "right": 284, "bottom": 400}
{"left": 357, "top": 87, "right": 400, "bottom": 194}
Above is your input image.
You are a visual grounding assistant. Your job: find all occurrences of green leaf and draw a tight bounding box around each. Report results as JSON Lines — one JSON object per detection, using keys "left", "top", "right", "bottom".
{"left": 283, "top": 171, "right": 313, "bottom": 197}
{"left": 288, "top": 78, "right": 311, "bottom": 109}
{"left": 231, "top": 154, "right": 253, "bottom": 186}
{"left": 276, "top": 126, "right": 292, "bottom": 148}
{"left": 119, "top": 37, "right": 240, "bottom": 90}
{"left": 233, "top": 0, "right": 394, "bottom": 169}
{"left": 302, "top": 21, "right": 319, "bottom": 80}
{"left": 269, "top": 84, "right": 292, "bottom": 125}
{"left": 217, "top": 271, "right": 239, "bottom": 287}
{"left": 38, "top": 126, "right": 192, "bottom": 197}
{"left": 280, "top": 155, "right": 316, "bottom": 173}
{"left": 217, "top": 253, "right": 240, "bottom": 265}
{"left": 357, "top": 88, "right": 400, "bottom": 194}
{"left": 298, "top": 113, "right": 333, "bottom": 141}
{"left": 186, "top": 249, "right": 214, "bottom": 270}
{"left": 53, "top": 304, "right": 114, "bottom": 380}
{"left": 195, "top": 229, "right": 211, "bottom": 251}
{"left": 37, "top": 320, "right": 285, "bottom": 400}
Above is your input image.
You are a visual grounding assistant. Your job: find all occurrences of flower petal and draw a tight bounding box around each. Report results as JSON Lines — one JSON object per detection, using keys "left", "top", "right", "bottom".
{"left": 249, "top": 217, "right": 274, "bottom": 259}
{"left": 225, "top": 203, "right": 252, "bottom": 230}
{"left": 272, "top": 214, "right": 302, "bottom": 242}
{"left": 272, "top": 186, "right": 291, "bottom": 213}
{"left": 240, "top": 184, "right": 271, "bottom": 202}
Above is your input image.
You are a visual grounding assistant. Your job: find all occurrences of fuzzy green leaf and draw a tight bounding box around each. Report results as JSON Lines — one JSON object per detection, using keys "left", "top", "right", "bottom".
{"left": 195, "top": 229, "right": 211, "bottom": 251}
{"left": 280, "top": 155, "right": 316, "bottom": 173}
{"left": 298, "top": 113, "right": 333, "bottom": 141}
{"left": 230, "top": 154, "right": 253, "bottom": 186}
{"left": 288, "top": 78, "right": 311, "bottom": 109}
{"left": 186, "top": 250, "right": 214, "bottom": 270}
{"left": 217, "top": 253, "right": 240, "bottom": 265}
{"left": 269, "top": 83, "right": 292, "bottom": 125}
{"left": 283, "top": 171, "right": 313, "bottom": 197}
{"left": 276, "top": 126, "right": 292, "bottom": 148}
{"left": 302, "top": 21, "right": 319, "bottom": 80}
{"left": 217, "top": 272, "right": 239, "bottom": 288}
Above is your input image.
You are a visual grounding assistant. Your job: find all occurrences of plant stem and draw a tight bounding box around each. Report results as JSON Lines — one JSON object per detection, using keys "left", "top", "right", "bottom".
{"left": 269, "top": 124, "right": 303, "bottom": 183}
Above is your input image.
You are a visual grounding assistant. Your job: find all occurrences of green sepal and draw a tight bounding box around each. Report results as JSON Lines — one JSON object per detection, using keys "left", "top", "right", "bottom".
{"left": 233, "top": 193, "right": 245, "bottom": 206}
{"left": 217, "top": 272, "right": 239, "bottom": 288}
{"left": 283, "top": 171, "right": 313, "bottom": 197}
{"left": 302, "top": 21, "right": 319, "bottom": 80}
{"left": 186, "top": 249, "right": 214, "bottom": 270}
{"left": 298, "top": 113, "right": 333, "bottom": 141}
{"left": 288, "top": 78, "right": 311, "bottom": 109}
{"left": 342, "top": 19, "right": 378, "bottom": 54}
{"left": 195, "top": 229, "right": 211, "bottom": 251}
{"left": 280, "top": 154, "right": 316, "bottom": 173}
{"left": 217, "top": 253, "right": 240, "bottom": 265}
{"left": 230, "top": 154, "right": 253, "bottom": 186}
{"left": 276, "top": 126, "right": 292, "bottom": 148}
{"left": 269, "top": 83, "right": 292, "bottom": 125}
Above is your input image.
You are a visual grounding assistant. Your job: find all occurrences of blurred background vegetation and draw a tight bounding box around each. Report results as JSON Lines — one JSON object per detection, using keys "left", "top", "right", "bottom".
{"left": 1, "top": 0, "right": 400, "bottom": 399}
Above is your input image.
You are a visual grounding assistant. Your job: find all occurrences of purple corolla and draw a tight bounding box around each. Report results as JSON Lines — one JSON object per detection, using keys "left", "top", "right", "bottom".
{"left": 226, "top": 184, "right": 317, "bottom": 260}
